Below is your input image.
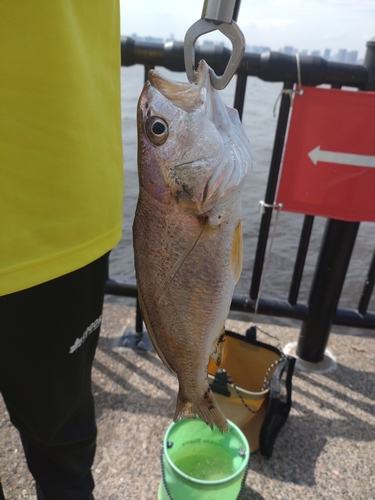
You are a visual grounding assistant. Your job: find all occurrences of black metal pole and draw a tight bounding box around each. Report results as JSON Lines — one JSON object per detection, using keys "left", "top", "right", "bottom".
{"left": 250, "top": 81, "right": 293, "bottom": 300}
{"left": 358, "top": 248, "right": 375, "bottom": 315}
{"left": 232, "top": 0, "right": 242, "bottom": 23}
{"left": 363, "top": 36, "right": 375, "bottom": 91}
{"left": 357, "top": 36, "right": 375, "bottom": 316}
{"left": 135, "top": 298, "right": 144, "bottom": 334}
{"left": 120, "top": 37, "right": 368, "bottom": 88}
{"left": 297, "top": 220, "right": 359, "bottom": 362}
{"left": 288, "top": 215, "right": 314, "bottom": 305}
{"left": 233, "top": 73, "right": 247, "bottom": 119}
{"left": 296, "top": 36, "right": 375, "bottom": 363}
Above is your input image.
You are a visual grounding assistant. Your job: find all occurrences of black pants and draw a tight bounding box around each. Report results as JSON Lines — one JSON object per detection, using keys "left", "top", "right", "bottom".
{"left": 0, "top": 254, "right": 109, "bottom": 500}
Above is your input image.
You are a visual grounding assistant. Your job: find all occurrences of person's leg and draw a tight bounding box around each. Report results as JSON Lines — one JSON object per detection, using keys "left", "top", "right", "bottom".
{"left": 0, "top": 254, "right": 109, "bottom": 500}
{"left": 0, "top": 481, "right": 5, "bottom": 500}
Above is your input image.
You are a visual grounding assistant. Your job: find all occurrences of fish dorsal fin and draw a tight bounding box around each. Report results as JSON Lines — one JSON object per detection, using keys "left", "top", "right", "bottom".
{"left": 230, "top": 220, "right": 243, "bottom": 284}
{"left": 153, "top": 220, "right": 209, "bottom": 305}
{"left": 137, "top": 290, "right": 174, "bottom": 373}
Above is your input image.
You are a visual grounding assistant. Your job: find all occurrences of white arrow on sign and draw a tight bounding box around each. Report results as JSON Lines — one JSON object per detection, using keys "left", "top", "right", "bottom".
{"left": 308, "top": 145, "right": 375, "bottom": 168}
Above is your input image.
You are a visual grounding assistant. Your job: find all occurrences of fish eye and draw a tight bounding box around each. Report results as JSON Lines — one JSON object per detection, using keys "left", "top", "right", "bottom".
{"left": 145, "top": 116, "right": 169, "bottom": 146}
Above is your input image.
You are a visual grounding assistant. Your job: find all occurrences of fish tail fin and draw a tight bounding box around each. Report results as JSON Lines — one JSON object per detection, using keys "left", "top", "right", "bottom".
{"left": 173, "top": 388, "right": 229, "bottom": 433}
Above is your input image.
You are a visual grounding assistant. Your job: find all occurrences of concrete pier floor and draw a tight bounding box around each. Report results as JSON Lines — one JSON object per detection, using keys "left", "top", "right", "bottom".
{"left": 1, "top": 299, "right": 374, "bottom": 499}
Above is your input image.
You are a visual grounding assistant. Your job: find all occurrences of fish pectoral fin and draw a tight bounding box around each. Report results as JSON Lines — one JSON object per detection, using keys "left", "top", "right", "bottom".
{"left": 230, "top": 220, "right": 243, "bottom": 284}
{"left": 137, "top": 291, "right": 174, "bottom": 373}
{"left": 173, "top": 388, "right": 229, "bottom": 433}
{"left": 210, "top": 327, "right": 226, "bottom": 367}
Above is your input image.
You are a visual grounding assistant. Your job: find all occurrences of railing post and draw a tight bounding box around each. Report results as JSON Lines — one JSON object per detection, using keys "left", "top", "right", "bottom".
{"left": 233, "top": 73, "right": 247, "bottom": 120}
{"left": 250, "top": 82, "right": 293, "bottom": 301}
{"left": 363, "top": 36, "right": 375, "bottom": 91}
{"left": 296, "top": 220, "right": 359, "bottom": 362}
{"left": 296, "top": 36, "right": 375, "bottom": 363}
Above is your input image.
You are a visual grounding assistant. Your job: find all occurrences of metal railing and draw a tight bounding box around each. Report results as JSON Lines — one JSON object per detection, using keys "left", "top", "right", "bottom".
{"left": 106, "top": 35, "right": 375, "bottom": 363}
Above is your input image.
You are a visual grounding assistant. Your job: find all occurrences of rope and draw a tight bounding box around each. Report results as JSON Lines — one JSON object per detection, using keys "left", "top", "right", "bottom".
{"left": 254, "top": 202, "right": 283, "bottom": 315}
{"left": 273, "top": 53, "right": 304, "bottom": 117}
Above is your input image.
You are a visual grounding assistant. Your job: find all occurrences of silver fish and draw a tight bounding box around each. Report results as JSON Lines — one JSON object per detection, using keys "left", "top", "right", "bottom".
{"left": 133, "top": 60, "right": 251, "bottom": 432}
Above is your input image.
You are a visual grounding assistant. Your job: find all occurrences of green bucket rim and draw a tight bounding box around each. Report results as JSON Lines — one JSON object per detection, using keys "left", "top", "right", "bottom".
{"left": 163, "top": 418, "right": 250, "bottom": 486}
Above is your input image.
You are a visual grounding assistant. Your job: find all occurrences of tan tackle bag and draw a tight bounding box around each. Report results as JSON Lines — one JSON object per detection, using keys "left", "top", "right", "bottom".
{"left": 208, "top": 326, "right": 295, "bottom": 457}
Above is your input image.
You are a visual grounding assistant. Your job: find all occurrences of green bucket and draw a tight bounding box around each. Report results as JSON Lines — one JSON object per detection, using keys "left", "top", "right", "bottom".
{"left": 158, "top": 418, "right": 250, "bottom": 500}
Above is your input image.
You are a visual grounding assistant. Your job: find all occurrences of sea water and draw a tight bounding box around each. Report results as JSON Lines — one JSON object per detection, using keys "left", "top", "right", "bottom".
{"left": 110, "top": 63, "right": 375, "bottom": 335}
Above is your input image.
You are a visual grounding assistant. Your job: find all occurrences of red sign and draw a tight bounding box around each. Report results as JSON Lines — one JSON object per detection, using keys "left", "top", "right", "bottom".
{"left": 275, "top": 86, "right": 375, "bottom": 222}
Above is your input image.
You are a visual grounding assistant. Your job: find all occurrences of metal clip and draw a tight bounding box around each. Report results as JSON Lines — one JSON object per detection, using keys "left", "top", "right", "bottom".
{"left": 258, "top": 200, "right": 283, "bottom": 215}
{"left": 184, "top": 0, "right": 245, "bottom": 90}
{"left": 202, "top": 0, "right": 238, "bottom": 24}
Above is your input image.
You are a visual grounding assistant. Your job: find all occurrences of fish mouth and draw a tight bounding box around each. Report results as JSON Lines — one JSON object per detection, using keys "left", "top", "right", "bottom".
{"left": 147, "top": 60, "right": 211, "bottom": 112}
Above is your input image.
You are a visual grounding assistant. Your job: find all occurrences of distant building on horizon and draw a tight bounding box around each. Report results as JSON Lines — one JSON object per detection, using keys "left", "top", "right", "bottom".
{"left": 336, "top": 49, "right": 347, "bottom": 63}
{"left": 281, "top": 45, "right": 297, "bottom": 55}
{"left": 323, "top": 48, "right": 331, "bottom": 60}
{"left": 128, "top": 33, "right": 362, "bottom": 64}
{"left": 247, "top": 45, "right": 271, "bottom": 54}
{"left": 131, "top": 33, "right": 163, "bottom": 44}
{"left": 346, "top": 50, "right": 359, "bottom": 64}
{"left": 201, "top": 39, "right": 226, "bottom": 47}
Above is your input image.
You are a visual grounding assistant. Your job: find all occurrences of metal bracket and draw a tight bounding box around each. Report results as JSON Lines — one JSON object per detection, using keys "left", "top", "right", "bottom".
{"left": 116, "top": 326, "right": 154, "bottom": 351}
{"left": 202, "top": 0, "right": 237, "bottom": 24}
{"left": 184, "top": 0, "right": 245, "bottom": 90}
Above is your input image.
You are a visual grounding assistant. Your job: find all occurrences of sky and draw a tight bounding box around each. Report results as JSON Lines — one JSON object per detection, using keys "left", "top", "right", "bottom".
{"left": 120, "top": 0, "right": 375, "bottom": 58}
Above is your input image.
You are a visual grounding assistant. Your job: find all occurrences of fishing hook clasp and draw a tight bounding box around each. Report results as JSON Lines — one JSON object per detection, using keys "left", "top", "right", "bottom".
{"left": 184, "top": 0, "right": 245, "bottom": 90}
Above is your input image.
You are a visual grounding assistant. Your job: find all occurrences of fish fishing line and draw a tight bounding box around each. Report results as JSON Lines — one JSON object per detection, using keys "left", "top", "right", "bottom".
{"left": 254, "top": 201, "right": 283, "bottom": 315}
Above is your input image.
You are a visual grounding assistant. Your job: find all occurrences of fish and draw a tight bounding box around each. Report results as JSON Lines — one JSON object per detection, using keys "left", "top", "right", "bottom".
{"left": 133, "top": 60, "right": 251, "bottom": 432}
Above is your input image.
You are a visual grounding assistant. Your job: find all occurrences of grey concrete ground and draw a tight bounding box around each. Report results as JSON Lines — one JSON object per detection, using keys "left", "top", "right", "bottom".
{"left": 1, "top": 300, "right": 374, "bottom": 499}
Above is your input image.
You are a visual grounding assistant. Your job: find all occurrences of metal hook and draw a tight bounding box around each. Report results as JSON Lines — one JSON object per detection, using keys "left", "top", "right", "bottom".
{"left": 184, "top": 0, "right": 245, "bottom": 90}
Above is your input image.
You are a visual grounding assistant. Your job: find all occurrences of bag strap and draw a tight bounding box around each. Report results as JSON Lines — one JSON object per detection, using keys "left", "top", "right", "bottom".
{"left": 259, "top": 354, "right": 296, "bottom": 457}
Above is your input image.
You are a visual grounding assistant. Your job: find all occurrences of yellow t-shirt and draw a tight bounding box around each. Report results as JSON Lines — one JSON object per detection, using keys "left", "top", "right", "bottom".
{"left": 0, "top": 1, "right": 123, "bottom": 296}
